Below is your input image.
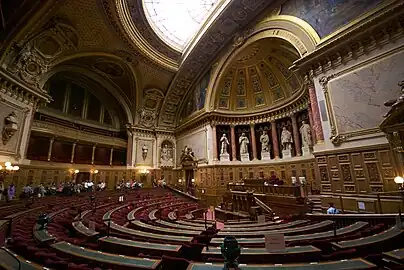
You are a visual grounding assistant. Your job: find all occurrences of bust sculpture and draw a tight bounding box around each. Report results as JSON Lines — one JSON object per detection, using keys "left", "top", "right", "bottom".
{"left": 2, "top": 112, "right": 18, "bottom": 145}
{"left": 142, "top": 145, "right": 148, "bottom": 160}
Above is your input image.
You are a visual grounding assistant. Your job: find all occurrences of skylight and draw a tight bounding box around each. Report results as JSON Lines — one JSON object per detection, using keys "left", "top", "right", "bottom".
{"left": 143, "top": 0, "right": 219, "bottom": 51}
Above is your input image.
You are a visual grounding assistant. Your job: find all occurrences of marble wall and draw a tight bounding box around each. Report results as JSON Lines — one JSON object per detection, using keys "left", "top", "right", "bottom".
{"left": 329, "top": 50, "right": 404, "bottom": 134}
{"left": 281, "top": 0, "right": 383, "bottom": 38}
{"left": 176, "top": 126, "right": 208, "bottom": 164}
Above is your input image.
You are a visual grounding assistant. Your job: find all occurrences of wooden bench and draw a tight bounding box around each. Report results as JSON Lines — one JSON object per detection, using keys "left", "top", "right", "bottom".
{"left": 176, "top": 219, "right": 215, "bottom": 227}
{"left": 51, "top": 241, "right": 161, "bottom": 269}
{"left": 216, "top": 220, "right": 334, "bottom": 237}
{"left": 186, "top": 259, "right": 377, "bottom": 269}
{"left": 72, "top": 221, "right": 99, "bottom": 237}
{"left": 384, "top": 248, "right": 404, "bottom": 262}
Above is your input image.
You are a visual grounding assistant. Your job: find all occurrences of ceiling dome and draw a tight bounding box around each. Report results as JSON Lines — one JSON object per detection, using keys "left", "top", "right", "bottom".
{"left": 214, "top": 38, "right": 303, "bottom": 114}
{"left": 143, "top": 0, "right": 219, "bottom": 51}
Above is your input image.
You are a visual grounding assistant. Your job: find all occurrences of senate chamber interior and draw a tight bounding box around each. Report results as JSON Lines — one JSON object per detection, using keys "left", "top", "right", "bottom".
{"left": 1, "top": 0, "right": 404, "bottom": 269}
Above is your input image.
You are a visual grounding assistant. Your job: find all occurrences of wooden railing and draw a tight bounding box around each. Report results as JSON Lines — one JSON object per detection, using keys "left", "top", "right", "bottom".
{"left": 228, "top": 183, "right": 301, "bottom": 197}
{"left": 254, "top": 196, "right": 273, "bottom": 215}
{"left": 166, "top": 185, "right": 200, "bottom": 202}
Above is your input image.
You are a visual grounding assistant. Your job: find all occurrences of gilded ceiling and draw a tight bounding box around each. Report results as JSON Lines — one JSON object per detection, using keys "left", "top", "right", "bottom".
{"left": 214, "top": 38, "right": 302, "bottom": 114}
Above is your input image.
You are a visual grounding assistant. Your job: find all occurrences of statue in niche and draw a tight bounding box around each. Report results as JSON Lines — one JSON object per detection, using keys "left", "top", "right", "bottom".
{"left": 141, "top": 144, "right": 148, "bottom": 161}
{"left": 260, "top": 131, "right": 270, "bottom": 152}
{"left": 300, "top": 121, "right": 313, "bottom": 148}
{"left": 281, "top": 127, "right": 293, "bottom": 151}
{"left": 161, "top": 144, "right": 173, "bottom": 161}
{"left": 220, "top": 134, "right": 230, "bottom": 155}
{"left": 239, "top": 133, "right": 249, "bottom": 154}
{"left": 2, "top": 112, "right": 18, "bottom": 145}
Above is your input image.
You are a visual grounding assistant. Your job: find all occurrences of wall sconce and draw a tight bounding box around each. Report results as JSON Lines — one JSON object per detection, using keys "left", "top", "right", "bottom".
{"left": 178, "top": 179, "right": 182, "bottom": 184}
{"left": 140, "top": 169, "right": 150, "bottom": 175}
{"left": 394, "top": 176, "right": 404, "bottom": 190}
{"left": 90, "top": 169, "right": 99, "bottom": 174}
{"left": 191, "top": 178, "right": 195, "bottom": 183}
{"left": 0, "top": 161, "right": 19, "bottom": 176}
{"left": 201, "top": 189, "right": 205, "bottom": 194}
{"left": 74, "top": 169, "right": 79, "bottom": 174}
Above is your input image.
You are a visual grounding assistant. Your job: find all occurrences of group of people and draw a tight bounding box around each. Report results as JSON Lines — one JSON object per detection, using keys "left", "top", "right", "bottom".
{"left": 0, "top": 179, "right": 108, "bottom": 202}
{"left": 0, "top": 182, "right": 16, "bottom": 202}
{"left": 115, "top": 179, "right": 143, "bottom": 191}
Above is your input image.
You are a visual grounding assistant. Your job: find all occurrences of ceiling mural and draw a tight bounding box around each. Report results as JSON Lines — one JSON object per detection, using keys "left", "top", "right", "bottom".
{"left": 281, "top": 0, "right": 384, "bottom": 38}
{"left": 214, "top": 38, "right": 303, "bottom": 114}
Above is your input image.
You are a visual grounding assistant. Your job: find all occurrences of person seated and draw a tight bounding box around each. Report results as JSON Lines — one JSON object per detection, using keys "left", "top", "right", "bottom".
{"left": 327, "top": 203, "right": 340, "bottom": 214}
{"left": 88, "top": 180, "right": 94, "bottom": 192}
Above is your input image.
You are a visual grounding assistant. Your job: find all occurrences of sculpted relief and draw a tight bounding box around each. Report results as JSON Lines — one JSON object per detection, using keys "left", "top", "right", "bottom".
{"left": 2, "top": 112, "right": 19, "bottom": 145}
{"left": 160, "top": 141, "right": 174, "bottom": 167}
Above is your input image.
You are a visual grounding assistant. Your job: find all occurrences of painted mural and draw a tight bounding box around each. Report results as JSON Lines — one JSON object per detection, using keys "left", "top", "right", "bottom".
{"left": 281, "top": 0, "right": 383, "bottom": 38}
{"left": 180, "top": 70, "right": 210, "bottom": 121}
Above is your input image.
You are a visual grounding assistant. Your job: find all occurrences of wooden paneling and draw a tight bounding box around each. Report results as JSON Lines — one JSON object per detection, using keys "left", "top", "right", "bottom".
{"left": 315, "top": 146, "right": 395, "bottom": 194}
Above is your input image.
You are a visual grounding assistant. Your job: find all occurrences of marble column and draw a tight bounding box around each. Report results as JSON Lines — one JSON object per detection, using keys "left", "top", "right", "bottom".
{"left": 250, "top": 123, "right": 257, "bottom": 160}
{"left": 109, "top": 147, "right": 114, "bottom": 166}
{"left": 126, "top": 129, "right": 133, "bottom": 166}
{"left": 70, "top": 141, "right": 76, "bottom": 164}
{"left": 91, "top": 144, "right": 96, "bottom": 165}
{"left": 307, "top": 105, "right": 317, "bottom": 144}
{"left": 230, "top": 125, "right": 237, "bottom": 161}
{"left": 271, "top": 121, "right": 280, "bottom": 159}
{"left": 307, "top": 82, "right": 324, "bottom": 142}
{"left": 212, "top": 124, "right": 218, "bottom": 161}
{"left": 47, "top": 137, "right": 54, "bottom": 161}
{"left": 291, "top": 115, "right": 301, "bottom": 156}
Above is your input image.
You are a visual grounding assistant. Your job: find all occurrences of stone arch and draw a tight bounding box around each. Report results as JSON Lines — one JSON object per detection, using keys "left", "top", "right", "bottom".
{"left": 205, "top": 15, "right": 320, "bottom": 112}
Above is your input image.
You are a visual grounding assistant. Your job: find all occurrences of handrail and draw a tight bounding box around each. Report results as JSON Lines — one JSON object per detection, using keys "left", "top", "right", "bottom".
{"left": 166, "top": 185, "right": 200, "bottom": 201}
{"left": 254, "top": 196, "right": 273, "bottom": 215}
{"left": 1, "top": 246, "right": 21, "bottom": 270}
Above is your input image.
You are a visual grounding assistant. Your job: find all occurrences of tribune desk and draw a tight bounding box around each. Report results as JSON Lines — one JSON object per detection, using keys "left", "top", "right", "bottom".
{"left": 186, "top": 259, "right": 377, "bottom": 270}
{"left": 201, "top": 245, "right": 321, "bottom": 263}
{"left": 52, "top": 241, "right": 161, "bottom": 269}
{"left": 384, "top": 248, "right": 404, "bottom": 262}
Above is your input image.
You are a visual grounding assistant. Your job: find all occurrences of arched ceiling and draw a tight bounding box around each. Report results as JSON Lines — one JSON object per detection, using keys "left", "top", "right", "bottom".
{"left": 213, "top": 38, "right": 303, "bottom": 114}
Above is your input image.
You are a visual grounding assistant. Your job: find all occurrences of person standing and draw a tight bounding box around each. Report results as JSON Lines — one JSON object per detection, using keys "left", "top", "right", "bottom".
{"left": 8, "top": 184, "right": 15, "bottom": 201}
{"left": 0, "top": 181, "right": 4, "bottom": 201}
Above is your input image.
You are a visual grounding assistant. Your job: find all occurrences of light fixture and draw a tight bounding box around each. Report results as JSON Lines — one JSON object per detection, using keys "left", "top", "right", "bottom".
{"left": 94, "top": 170, "right": 99, "bottom": 174}
{"left": 178, "top": 179, "right": 182, "bottom": 183}
{"left": 1, "top": 161, "right": 19, "bottom": 175}
{"left": 13, "top": 166, "right": 19, "bottom": 171}
{"left": 394, "top": 176, "right": 404, "bottom": 184}
{"left": 74, "top": 169, "right": 79, "bottom": 174}
{"left": 191, "top": 178, "right": 195, "bottom": 183}
{"left": 4, "top": 162, "right": 11, "bottom": 167}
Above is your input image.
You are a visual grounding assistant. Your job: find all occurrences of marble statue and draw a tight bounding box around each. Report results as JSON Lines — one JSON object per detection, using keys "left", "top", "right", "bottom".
{"left": 142, "top": 144, "right": 148, "bottom": 161}
{"left": 220, "top": 134, "right": 230, "bottom": 155}
{"left": 300, "top": 121, "right": 313, "bottom": 148}
{"left": 259, "top": 131, "right": 270, "bottom": 152}
{"left": 281, "top": 127, "right": 293, "bottom": 151}
{"left": 239, "top": 132, "right": 249, "bottom": 154}
{"left": 2, "top": 112, "right": 18, "bottom": 145}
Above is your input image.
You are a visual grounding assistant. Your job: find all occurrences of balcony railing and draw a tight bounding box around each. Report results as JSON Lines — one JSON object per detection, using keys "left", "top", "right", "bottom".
{"left": 228, "top": 183, "right": 301, "bottom": 197}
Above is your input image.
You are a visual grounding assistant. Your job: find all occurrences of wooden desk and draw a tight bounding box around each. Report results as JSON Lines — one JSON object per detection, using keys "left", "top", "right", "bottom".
{"left": 0, "top": 247, "right": 45, "bottom": 270}
{"left": 202, "top": 245, "right": 321, "bottom": 263}
{"left": 131, "top": 220, "right": 202, "bottom": 236}
{"left": 51, "top": 241, "right": 161, "bottom": 269}
{"left": 210, "top": 222, "right": 367, "bottom": 245}
{"left": 222, "top": 220, "right": 307, "bottom": 231}
{"left": 384, "top": 248, "right": 404, "bottom": 262}
{"left": 217, "top": 220, "right": 333, "bottom": 237}
{"left": 332, "top": 227, "right": 404, "bottom": 250}
{"left": 72, "top": 221, "right": 99, "bottom": 237}
{"left": 100, "top": 236, "right": 182, "bottom": 254}
{"left": 156, "top": 219, "right": 206, "bottom": 231}
{"left": 149, "top": 209, "right": 158, "bottom": 221}
{"left": 186, "top": 258, "right": 377, "bottom": 269}
{"left": 108, "top": 221, "right": 193, "bottom": 243}
{"left": 33, "top": 224, "right": 55, "bottom": 243}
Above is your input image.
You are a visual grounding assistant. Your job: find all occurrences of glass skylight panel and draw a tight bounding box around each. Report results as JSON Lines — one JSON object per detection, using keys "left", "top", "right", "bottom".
{"left": 143, "top": 0, "right": 219, "bottom": 51}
